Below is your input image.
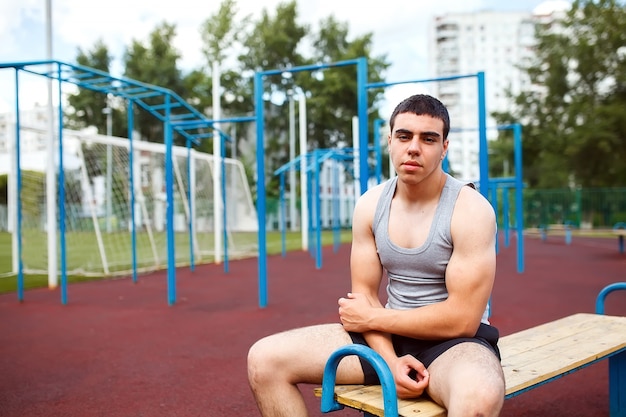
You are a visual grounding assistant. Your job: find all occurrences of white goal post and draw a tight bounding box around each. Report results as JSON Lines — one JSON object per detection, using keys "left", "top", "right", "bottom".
{"left": 2, "top": 124, "right": 258, "bottom": 276}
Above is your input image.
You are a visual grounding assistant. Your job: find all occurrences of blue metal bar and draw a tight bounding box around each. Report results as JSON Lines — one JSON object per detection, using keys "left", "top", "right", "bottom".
{"left": 332, "top": 160, "right": 341, "bottom": 252}
{"left": 595, "top": 282, "right": 626, "bottom": 417}
{"left": 280, "top": 173, "right": 287, "bottom": 257}
{"left": 128, "top": 100, "right": 138, "bottom": 283}
{"left": 488, "top": 177, "right": 516, "bottom": 184}
{"left": 609, "top": 350, "right": 625, "bottom": 417}
{"left": 169, "top": 113, "right": 198, "bottom": 121}
{"left": 308, "top": 168, "right": 315, "bottom": 258}
{"left": 513, "top": 123, "right": 524, "bottom": 273}
{"left": 254, "top": 71, "right": 268, "bottom": 308}
{"left": 171, "top": 120, "right": 212, "bottom": 129}
{"left": 273, "top": 155, "right": 304, "bottom": 176}
{"left": 373, "top": 118, "right": 384, "bottom": 184}
{"left": 14, "top": 69, "right": 24, "bottom": 302}
{"left": 221, "top": 136, "right": 229, "bottom": 273}
{"left": 111, "top": 87, "right": 147, "bottom": 95}
{"left": 164, "top": 94, "right": 176, "bottom": 306}
{"left": 57, "top": 63, "right": 68, "bottom": 305}
{"left": 491, "top": 185, "right": 499, "bottom": 254}
{"left": 595, "top": 282, "right": 626, "bottom": 315}
{"left": 150, "top": 102, "right": 183, "bottom": 111}
{"left": 210, "top": 116, "right": 256, "bottom": 124}
{"left": 321, "top": 344, "right": 398, "bottom": 416}
{"left": 477, "top": 72, "right": 488, "bottom": 198}
{"left": 366, "top": 73, "right": 478, "bottom": 89}
{"left": 259, "top": 58, "right": 363, "bottom": 77}
{"left": 503, "top": 187, "right": 510, "bottom": 248}
{"left": 357, "top": 57, "right": 369, "bottom": 195}
{"left": 315, "top": 151, "right": 322, "bottom": 269}
{"left": 127, "top": 91, "right": 163, "bottom": 100}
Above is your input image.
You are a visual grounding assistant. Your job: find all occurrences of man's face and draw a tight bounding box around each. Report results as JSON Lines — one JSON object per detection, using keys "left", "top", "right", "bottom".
{"left": 387, "top": 112, "right": 448, "bottom": 184}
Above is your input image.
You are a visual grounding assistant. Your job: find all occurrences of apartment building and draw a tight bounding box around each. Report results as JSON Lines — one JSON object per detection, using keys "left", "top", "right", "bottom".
{"left": 430, "top": 1, "right": 569, "bottom": 181}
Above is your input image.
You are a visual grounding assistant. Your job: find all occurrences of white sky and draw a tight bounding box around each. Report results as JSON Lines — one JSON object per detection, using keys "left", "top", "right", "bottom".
{"left": 0, "top": 0, "right": 555, "bottom": 116}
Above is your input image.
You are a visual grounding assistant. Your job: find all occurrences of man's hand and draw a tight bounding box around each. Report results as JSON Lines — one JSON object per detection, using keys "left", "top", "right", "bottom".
{"left": 339, "top": 294, "right": 429, "bottom": 398}
{"left": 338, "top": 292, "right": 375, "bottom": 332}
{"left": 391, "top": 355, "right": 429, "bottom": 399}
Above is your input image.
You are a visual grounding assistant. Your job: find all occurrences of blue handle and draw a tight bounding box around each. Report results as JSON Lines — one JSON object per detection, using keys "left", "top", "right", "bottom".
{"left": 320, "top": 344, "right": 398, "bottom": 416}
{"left": 595, "top": 282, "right": 626, "bottom": 314}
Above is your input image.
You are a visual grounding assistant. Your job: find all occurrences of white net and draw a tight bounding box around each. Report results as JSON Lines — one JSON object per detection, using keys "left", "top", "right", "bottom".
{"left": 2, "top": 124, "right": 258, "bottom": 276}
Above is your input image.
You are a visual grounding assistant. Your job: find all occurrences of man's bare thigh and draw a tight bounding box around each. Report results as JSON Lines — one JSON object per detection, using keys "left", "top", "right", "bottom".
{"left": 260, "top": 323, "right": 365, "bottom": 384}
{"left": 425, "top": 341, "right": 504, "bottom": 406}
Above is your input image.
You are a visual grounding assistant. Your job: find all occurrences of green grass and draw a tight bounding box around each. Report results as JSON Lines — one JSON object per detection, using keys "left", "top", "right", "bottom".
{"left": 0, "top": 229, "right": 353, "bottom": 294}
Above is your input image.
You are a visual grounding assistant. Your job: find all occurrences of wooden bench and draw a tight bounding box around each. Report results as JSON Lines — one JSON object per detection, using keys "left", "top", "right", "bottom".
{"left": 315, "top": 282, "right": 626, "bottom": 417}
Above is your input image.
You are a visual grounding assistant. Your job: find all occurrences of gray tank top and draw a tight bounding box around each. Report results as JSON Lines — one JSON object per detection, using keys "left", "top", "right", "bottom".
{"left": 372, "top": 174, "right": 490, "bottom": 322}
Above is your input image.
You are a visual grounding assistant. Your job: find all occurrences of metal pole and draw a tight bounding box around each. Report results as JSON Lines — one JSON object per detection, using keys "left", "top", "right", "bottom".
{"left": 104, "top": 105, "right": 113, "bottom": 233}
{"left": 212, "top": 61, "right": 223, "bottom": 264}
{"left": 513, "top": 123, "right": 524, "bottom": 273}
{"left": 299, "top": 94, "right": 308, "bottom": 251}
{"left": 477, "top": 71, "right": 489, "bottom": 198}
{"left": 357, "top": 57, "right": 368, "bottom": 195}
{"left": 45, "top": 0, "right": 57, "bottom": 288}
{"left": 254, "top": 72, "right": 268, "bottom": 308}
{"left": 164, "top": 95, "right": 176, "bottom": 305}
{"left": 288, "top": 95, "right": 297, "bottom": 231}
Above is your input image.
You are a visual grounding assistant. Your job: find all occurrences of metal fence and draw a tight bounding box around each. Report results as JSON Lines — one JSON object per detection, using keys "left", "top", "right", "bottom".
{"left": 514, "top": 188, "right": 626, "bottom": 229}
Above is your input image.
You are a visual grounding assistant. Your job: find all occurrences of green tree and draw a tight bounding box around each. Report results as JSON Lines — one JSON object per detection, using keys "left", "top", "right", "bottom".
{"left": 237, "top": 1, "right": 309, "bottom": 198}
{"left": 124, "top": 22, "right": 186, "bottom": 144}
{"left": 493, "top": 0, "right": 626, "bottom": 188}
{"left": 193, "top": 0, "right": 254, "bottom": 155}
{"left": 201, "top": 0, "right": 250, "bottom": 64}
{"left": 66, "top": 40, "right": 116, "bottom": 134}
{"left": 302, "top": 15, "right": 389, "bottom": 151}
{"left": 235, "top": 2, "right": 390, "bottom": 198}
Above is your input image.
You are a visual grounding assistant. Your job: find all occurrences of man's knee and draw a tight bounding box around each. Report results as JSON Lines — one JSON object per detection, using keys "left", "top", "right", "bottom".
{"left": 247, "top": 336, "right": 277, "bottom": 387}
{"left": 463, "top": 380, "right": 504, "bottom": 413}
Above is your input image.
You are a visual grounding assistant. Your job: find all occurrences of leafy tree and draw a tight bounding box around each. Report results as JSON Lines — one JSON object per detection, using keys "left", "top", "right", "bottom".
{"left": 234, "top": 2, "right": 390, "bottom": 198}
{"left": 124, "top": 22, "right": 186, "bottom": 144}
{"left": 201, "top": 0, "right": 250, "bottom": 64}
{"left": 193, "top": 0, "right": 254, "bottom": 156}
{"left": 237, "top": 1, "right": 309, "bottom": 198}
{"left": 66, "top": 40, "right": 117, "bottom": 134}
{"left": 303, "top": 15, "right": 389, "bottom": 150}
{"left": 493, "top": 0, "right": 626, "bottom": 188}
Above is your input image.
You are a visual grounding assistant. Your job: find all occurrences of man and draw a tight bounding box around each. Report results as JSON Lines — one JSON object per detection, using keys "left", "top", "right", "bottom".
{"left": 247, "top": 94, "right": 505, "bottom": 417}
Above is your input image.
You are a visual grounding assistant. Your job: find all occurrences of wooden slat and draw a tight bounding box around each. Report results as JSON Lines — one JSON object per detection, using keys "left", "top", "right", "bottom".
{"left": 314, "top": 313, "right": 626, "bottom": 417}
{"left": 501, "top": 313, "right": 626, "bottom": 394}
{"left": 313, "top": 385, "right": 445, "bottom": 417}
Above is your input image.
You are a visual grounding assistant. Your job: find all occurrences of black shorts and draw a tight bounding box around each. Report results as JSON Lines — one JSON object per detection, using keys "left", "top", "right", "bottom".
{"left": 349, "top": 323, "right": 501, "bottom": 385}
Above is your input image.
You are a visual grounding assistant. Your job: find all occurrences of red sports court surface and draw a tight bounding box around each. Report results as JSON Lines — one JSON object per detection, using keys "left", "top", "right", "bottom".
{"left": 0, "top": 234, "right": 624, "bottom": 417}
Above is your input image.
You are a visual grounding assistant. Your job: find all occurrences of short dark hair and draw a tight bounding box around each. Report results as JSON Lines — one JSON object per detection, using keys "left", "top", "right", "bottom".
{"left": 389, "top": 94, "right": 450, "bottom": 139}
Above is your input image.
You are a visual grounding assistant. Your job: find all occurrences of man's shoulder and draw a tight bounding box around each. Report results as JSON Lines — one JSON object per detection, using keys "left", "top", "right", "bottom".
{"left": 454, "top": 185, "right": 496, "bottom": 223}
{"left": 353, "top": 180, "right": 391, "bottom": 220}
{"left": 360, "top": 179, "right": 391, "bottom": 201}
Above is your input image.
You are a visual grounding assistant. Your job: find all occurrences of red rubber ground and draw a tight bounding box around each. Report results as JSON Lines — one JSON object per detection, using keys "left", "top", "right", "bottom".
{"left": 0, "top": 233, "right": 624, "bottom": 416}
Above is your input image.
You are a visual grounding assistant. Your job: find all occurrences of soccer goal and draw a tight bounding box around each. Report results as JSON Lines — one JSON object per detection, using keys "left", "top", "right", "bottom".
{"left": 4, "top": 124, "right": 258, "bottom": 276}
